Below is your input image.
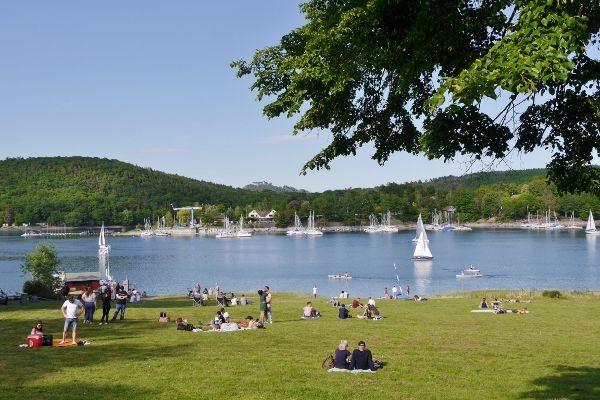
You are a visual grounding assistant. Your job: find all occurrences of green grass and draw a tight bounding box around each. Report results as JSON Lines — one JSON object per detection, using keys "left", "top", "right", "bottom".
{"left": 1, "top": 291, "right": 600, "bottom": 400}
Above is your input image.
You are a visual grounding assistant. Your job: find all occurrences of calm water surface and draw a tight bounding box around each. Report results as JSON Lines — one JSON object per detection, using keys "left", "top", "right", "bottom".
{"left": 1, "top": 229, "right": 598, "bottom": 298}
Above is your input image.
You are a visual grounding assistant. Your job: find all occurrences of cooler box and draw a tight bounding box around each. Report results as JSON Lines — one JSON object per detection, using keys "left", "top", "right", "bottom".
{"left": 27, "top": 334, "right": 42, "bottom": 348}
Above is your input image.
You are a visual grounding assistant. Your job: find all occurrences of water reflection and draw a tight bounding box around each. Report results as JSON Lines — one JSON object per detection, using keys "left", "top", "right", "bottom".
{"left": 586, "top": 234, "right": 597, "bottom": 256}
{"left": 412, "top": 260, "right": 432, "bottom": 294}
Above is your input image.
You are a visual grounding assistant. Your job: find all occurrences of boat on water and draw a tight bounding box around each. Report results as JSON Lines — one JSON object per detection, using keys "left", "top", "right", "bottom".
{"left": 364, "top": 213, "right": 380, "bottom": 233}
{"left": 379, "top": 210, "right": 399, "bottom": 232}
{"left": 140, "top": 218, "right": 155, "bottom": 237}
{"left": 412, "top": 214, "right": 428, "bottom": 243}
{"left": 456, "top": 265, "right": 482, "bottom": 278}
{"left": 566, "top": 210, "right": 582, "bottom": 230}
{"left": 98, "top": 222, "right": 110, "bottom": 255}
{"left": 286, "top": 212, "right": 305, "bottom": 236}
{"left": 236, "top": 215, "right": 252, "bottom": 237}
{"left": 216, "top": 216, "right": 236, "bottom": 238}
{"left": 585, "top": 210, "right": 599, "bottom": 235}
{"left": 411, "top": 232, "right": 433, "bottom": 261}
{"left": 305, "top": 211, "right": 323, "bottom": 236}
{"left": 328, "top": 273, "right": 352, "bottom": 280}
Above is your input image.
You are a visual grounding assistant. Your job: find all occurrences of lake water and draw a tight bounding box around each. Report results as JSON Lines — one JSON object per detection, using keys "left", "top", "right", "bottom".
{"left": 1, "top": 229, "right": 598, "bottom": 298}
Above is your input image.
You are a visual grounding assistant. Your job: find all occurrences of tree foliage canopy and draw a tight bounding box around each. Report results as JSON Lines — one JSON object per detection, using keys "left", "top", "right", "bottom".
{"left": 21, "top": 243, "right": 60, "bottom": 291}
{"left": 233, "top": 0, "right": 600, "bottom": 194}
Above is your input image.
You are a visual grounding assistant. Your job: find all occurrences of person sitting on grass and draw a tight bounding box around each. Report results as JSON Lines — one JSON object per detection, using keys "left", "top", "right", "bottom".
{"left": 349, "top": 340, "right": 375, "bottom": 371}
{"left": 240, "top": 294, "right": 247, "bottom": 305}
{"left": 338, "top": 304, "right": 351, "bottom": 319}
{"left": 351, "top": 298, "right": 363, "bottom": 309}
{"left": 303, "top": 302, "right": 320, "bottom": 318}
{"left": 479, "top": 298, "right": 488, "bottom": 309}
{"left": 31, "top": 320, "right": 44, "bottom": 335}
{"left": 334, "top": 339, "right": 351, "bottom": 369}
{"left": 413, "top": 295, "right": 427, "bottom": 301}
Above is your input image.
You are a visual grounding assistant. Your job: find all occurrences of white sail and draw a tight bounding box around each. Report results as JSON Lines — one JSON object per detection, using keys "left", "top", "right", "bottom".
{"left": 287, "top": 212, "right": 305, "bottom": 235}
{"left": 98, "top": 223, "right": 110, "bottom": 255}
{"left": 413, "top": 214, "right": 428, "bottom": 242}
{"left": 411, "top": 232, "right": 433, "bottom": 260}
{"left": 364, "top": 213, "right": 379, "bottom": 233}
{"left": 586, "top": 210, "right": 598, "bottom": 234}
{"left": 305, "top": 211, "right": 323, "bottom": 235}
{"left": 236, "top": 215, "right": 252, "bottom": 237}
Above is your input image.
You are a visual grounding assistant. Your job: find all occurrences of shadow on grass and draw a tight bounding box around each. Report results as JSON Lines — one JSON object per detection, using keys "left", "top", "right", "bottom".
{"left": 520, "top": 365, "right": 600, "bottom": 399}
{"left": 10, "top": 381, "right": 159, "bottom": 400}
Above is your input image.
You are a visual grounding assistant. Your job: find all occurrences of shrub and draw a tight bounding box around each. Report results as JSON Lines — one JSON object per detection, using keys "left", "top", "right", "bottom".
{"left": 22, "top": 280, "right": 57, "bottom": 299}
{"left": 542, "top": 290, "right": 562, "bottom": 299}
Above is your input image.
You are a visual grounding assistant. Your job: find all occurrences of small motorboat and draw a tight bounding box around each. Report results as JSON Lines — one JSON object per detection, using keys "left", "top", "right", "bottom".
{"left": 327, "top": 274, "right": 352, "bottom": 280}
{"left": 456, "top": 266, "right": 482, "bottom": 278}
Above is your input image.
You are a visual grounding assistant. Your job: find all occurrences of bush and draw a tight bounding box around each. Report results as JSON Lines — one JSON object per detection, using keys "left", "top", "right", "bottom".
{"left": 22, "top": 280, "right": 57, "bottom": 299}
{"left": 542, "top": 290, "right": 562, "bottom": 299}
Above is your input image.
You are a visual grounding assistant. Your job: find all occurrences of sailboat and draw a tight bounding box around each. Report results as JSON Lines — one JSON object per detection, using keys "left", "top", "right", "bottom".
{"left": 585, "top": 210, "right": 599, "bottom": 235}
{"left": 305, "top": 211, "right": 323, "bottom": 235}
{"left": 98, "top": 222, "right": 111, "bottom": 255}
{"left": 411, "top": 232, "right": 433, "bottom": 260}
{"left": 286, "top": 212, "right": 304, "bottom": 236}
{"left": 364, "top": 213, "right": 380, "bottom": 233}
{"left": 412, "top": 214, "right": 428, "bottom": 243}
{"left": 566, "top": 210, "right": 582, "bottom": 230}
{"left": 236, "top": 215, "right": 252, "bottom": 237}
{"left": 98, "top": 222, "right": 113, "bottom": 282}
{"left": 380, "top": 210, "right": 399, "bottom": 232}
{"left": 216, "top": 216, "right": 235, "bottom": 238}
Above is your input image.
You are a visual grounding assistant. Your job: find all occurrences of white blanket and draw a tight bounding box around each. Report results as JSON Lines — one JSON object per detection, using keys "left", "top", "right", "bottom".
{"left": 328, "top": 368, "right": 376, "bottom": 374}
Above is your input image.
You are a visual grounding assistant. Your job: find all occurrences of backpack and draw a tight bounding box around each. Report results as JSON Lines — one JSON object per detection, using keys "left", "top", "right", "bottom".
{"left": 321, "top": 354, "right": 335, "bottom": 369}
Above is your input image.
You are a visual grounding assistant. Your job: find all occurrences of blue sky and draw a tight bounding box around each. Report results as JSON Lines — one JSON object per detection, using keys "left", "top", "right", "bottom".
{"left": 0, "top": 1, "right": 551, "bottom": 192}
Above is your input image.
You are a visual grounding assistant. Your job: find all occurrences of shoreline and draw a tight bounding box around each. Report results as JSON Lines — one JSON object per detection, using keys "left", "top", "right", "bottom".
{"left": 113, "top": 220, "right": 586, "bottom": 236}
{"left": 1, "top": 219, "right": 586, "bottom": 237}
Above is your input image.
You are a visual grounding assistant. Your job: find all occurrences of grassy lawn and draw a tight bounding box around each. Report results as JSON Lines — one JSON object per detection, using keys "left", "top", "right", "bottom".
{"left": 1, "top": 290, "right": 599, "bottom": 400}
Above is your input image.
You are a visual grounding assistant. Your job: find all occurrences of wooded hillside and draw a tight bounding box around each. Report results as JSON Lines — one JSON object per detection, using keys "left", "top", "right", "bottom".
{"left": 0, "top": 157, "right": 598, "bottom": 227}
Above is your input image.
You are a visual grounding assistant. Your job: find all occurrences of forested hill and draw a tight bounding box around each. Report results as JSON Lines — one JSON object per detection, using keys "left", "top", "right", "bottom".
{"left": 0, "top": 157, "right": 597, "bottom": 227}
{"left": 0, "top": 157, "right": 299, "bottom": 226}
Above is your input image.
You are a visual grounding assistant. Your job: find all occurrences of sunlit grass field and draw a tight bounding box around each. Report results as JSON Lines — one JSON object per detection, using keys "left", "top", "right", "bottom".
{"left": 1, "top": 290, "right": 599, "bottom": 400}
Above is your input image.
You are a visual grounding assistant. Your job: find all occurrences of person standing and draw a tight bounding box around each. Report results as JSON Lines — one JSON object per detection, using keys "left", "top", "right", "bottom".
{"left": 111, "top": 285, "right": 129, "bottom": 321}
{"left": 264, "top": 286, "right": 273, "bottom": 324}
{"left": 60, "top": 295, "right": 83, "bottom": 344}
{"left": 406, "top": 285, "right": 410, "bottom": 297}
{"left": 258, "top": 289, "right": 267, "bottom": 323}
{"left": 81, "top": 286, "right": 97, "bottom": 324}
{"left": 312, "top": 285, "right": 317, "bottom": 299}
{"left": 383, "top": 288, "right": 389, "bottom": 298}
{"left": 391, "top": 286, "right": 397, "bottom": 299}
{"left": 99, "top": 287, "right": 112, "bottom": 325}
{"left": 349, "top": 340, "right": 376, "bottom": 371}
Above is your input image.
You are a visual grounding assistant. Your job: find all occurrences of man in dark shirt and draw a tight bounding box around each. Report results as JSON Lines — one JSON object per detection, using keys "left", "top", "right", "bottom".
{"left": 111, "top": 286, "right": 129, "bottom": 321}
{"left": 338, "top": 304, "right": 350, "bottom": 319}
{"left": 349, "top": 340, "right": 375, "bottom": 371}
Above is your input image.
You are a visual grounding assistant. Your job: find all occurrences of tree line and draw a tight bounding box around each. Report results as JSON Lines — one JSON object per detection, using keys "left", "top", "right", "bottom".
{"left": 1, "top": 157, "right": 599, "bottom": 228}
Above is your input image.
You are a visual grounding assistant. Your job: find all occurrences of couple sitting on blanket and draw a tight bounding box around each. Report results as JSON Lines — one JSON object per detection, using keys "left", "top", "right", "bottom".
{"left": 334, "top": 340, "right": 378, "bottom": 371}
{"left": 356, "top": 304, "right": 381, "bottom": 319}
{"left": 303, "top": 302, "right": 321, "bottom": 318}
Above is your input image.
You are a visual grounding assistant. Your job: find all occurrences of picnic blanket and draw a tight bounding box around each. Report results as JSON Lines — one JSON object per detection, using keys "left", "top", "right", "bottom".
{"left": 52, "top": 339, "right": 91, "bottom": 347}
{"left": 471, "top": 309, "right": 529, "bottom": 314}
{"left": 328, "top": 368, "right": 376, "bottom": 374}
